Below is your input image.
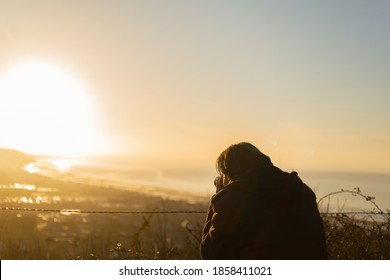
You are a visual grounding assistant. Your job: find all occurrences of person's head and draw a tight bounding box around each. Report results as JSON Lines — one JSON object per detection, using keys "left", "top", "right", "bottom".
{"left": 216, "top": 142, "right": 272, "bottom": 181}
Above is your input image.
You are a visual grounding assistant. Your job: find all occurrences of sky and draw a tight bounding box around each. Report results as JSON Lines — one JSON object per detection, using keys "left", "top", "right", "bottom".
{"left": 0, "top": 0, "right": 389, "bottom": 173}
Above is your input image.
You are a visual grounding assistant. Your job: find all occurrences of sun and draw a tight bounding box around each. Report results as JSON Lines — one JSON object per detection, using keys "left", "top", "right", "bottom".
{"left": 0, "top": 60, "right": 111, "bottom": 157}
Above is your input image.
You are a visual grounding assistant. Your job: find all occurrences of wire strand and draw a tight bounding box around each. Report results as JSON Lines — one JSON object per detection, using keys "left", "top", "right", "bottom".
{"left": 0, "top": 207, "right": 389, "bottom": 216}
{"left": 0, "top": 207, "right": 207, "bottom": 214}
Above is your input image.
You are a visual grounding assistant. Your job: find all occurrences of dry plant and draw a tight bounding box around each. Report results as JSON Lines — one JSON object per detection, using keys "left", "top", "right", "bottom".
{"left": 318, "top": 188, "right": 390, "bottom": 259}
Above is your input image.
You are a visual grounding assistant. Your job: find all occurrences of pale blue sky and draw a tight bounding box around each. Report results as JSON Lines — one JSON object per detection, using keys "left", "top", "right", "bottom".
{"left": 0, "top": 0, "right": 389, "bottom": 172}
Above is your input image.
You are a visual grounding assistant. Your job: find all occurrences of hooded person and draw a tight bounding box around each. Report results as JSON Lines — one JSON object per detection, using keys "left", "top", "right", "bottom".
{"left": 200, "top": 142, "right": 327, "bottom": 260}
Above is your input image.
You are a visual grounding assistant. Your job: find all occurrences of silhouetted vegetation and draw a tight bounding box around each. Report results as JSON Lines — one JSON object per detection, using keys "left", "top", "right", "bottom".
{"left": 319, "top": 188, "right": 390, "bottom": 259}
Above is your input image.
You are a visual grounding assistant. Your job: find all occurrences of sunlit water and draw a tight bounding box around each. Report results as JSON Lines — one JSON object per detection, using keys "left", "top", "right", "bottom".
{"left": 23, "top": 156, "right": 216, "bottom": 199}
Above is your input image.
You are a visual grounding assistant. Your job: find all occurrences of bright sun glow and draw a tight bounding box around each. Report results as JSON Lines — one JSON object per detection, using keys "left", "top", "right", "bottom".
{"left": 0, "top": 60, "right": 111, "bottom": 156}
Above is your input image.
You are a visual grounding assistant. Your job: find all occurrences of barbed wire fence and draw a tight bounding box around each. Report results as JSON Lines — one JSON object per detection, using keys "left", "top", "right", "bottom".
{"left": 1, "top": 206, "right": 389, "bottom": 217}
{"left": 0, "top": 207, "right": 206, "bottom": 215}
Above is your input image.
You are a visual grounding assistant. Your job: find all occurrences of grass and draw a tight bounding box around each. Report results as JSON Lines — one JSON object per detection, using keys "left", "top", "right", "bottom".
{"left": 319, "top": 188, "right": 390, "bottom": 259}
{"left": 0, "top": 210, "right": 204, "bottom": 260}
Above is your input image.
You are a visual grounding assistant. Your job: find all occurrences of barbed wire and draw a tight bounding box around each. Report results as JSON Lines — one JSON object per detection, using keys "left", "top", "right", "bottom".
{"left": 0, "top": 207, "right": 206, "bottom": 214}
{"left": 0, "top": 206, "right": 389, "bottom": 216}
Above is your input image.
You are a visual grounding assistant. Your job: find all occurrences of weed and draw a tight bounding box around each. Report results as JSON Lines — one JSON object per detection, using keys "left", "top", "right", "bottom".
{"left": 319, "top": 188, "right": 390, "bottom": 259}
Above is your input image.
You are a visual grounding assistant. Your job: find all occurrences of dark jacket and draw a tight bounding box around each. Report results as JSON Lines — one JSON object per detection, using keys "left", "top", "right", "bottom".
{"left": 201, "top": 165, "right": 327, "bottom": 260}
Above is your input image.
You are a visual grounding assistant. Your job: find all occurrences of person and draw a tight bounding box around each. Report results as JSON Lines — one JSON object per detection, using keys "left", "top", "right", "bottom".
{"left": 200, "top": 142, "right": 327, "bottom": 260}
